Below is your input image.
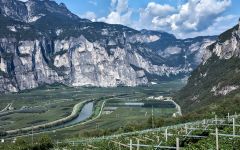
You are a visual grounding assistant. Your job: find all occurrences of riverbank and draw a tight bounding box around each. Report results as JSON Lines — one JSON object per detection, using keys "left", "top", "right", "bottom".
{"left": 2, "top": 99, "right": 107, "bottom": 141}
{"left": 6, "top": 100, "right": 92, "bottom": 135}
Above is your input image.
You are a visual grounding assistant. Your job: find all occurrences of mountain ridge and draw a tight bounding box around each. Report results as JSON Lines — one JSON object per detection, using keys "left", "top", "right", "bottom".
{"left": 0, "top": 0, "right": 216, "bottom": 93}
{"left": 175, "top": 20, "right": 240, "bottom": 113}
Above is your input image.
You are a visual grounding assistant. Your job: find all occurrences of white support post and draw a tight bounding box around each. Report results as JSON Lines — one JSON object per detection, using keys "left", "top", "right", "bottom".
{"left": 130, "top": 139, "right": 132, "bottom": 150}
{"left": 228, "top": 113, "right": 230, "bottom": 123}
{"left": 185, "top": 124, "right": 188, "bottom": 135}
{"left": 31, "top": 125, "right": 33, "bottom": 146}
{"left": 165, "top": 128, "right": 168, "bottom": 142}
{"left": 203, "top": 119, "right": 206, "bottom": 125}
{"left": 216, "top": 128, "right": 219, "bottom": 150}
{"left": 56, "top": 140, "right": 59, "bottom": 148}
{"left": 137, "top": 139, "right": 140, "bottom": 150}
{"left": 233, "top": 118, "right": 236, "bottom": 136}
{"left": 215, "top": 115, "right": 217, "bottom": 125}
{"left": 176, "top": 138, "right": 180, "bottom": 150}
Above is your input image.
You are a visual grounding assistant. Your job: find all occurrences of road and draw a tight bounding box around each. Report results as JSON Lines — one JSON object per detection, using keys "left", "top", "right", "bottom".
{"left": 0, "top": 103, "right": 12, "bottom": 112}
{"left": 164, "top": 99, "right": 182, "bottom": 116}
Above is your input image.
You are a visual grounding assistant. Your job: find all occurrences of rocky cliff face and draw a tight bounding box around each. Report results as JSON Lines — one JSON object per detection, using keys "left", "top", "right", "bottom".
{"left": 175, "top": 22, "right": 240, "bottom": 113}
{"left": 0, "top": 0, "right": 215, "bottom": 93}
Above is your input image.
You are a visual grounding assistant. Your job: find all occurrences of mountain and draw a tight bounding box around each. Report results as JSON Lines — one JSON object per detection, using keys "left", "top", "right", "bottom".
{"left": 175, "top": 20, "right": 240, "bottom": 114}
{"left": 128, "top": 29, "right": 216, "bottom": 69}
{"left": 0, "top": 0, "right": 215, "bottom": 93}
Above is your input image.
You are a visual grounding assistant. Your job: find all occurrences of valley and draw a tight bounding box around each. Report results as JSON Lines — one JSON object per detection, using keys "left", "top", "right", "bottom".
{"left": 0, "top": 0, "right": 239, "bottom": 149}
{"left": 0, "top": 80, "right": 185, "bottom": 140}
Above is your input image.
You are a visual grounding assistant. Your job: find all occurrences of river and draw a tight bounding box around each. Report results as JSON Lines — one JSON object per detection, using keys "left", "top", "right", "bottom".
{"left": 56, "top": 102, "right": 94, "bottom": 128}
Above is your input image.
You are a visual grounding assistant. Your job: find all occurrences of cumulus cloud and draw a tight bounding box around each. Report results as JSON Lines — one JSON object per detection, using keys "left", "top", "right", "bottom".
{"left": 81, "top": 0, "right": 234, "bottom": 38}
{"left": 138, "top": 2, "right": 176, "bottom": 29}
{"left": 98, "top": 0, "right": 132, "bottom": 25}
{"left": 180, "top": 14, "right": 239, "bottom": 38}
{"left": 151, "top": 0, "right": 231, "bottom": 33}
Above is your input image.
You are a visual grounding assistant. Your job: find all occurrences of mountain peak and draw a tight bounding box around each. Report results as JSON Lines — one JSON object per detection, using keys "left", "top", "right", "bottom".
{"left": 0, "top": 0, "right": 80, "bottom": 23}
{"left": 238, "top": 17, "right": 240, "bottom": 30}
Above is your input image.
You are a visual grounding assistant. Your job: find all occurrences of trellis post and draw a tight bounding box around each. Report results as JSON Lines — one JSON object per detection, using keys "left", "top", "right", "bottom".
{"left": 165, "top": 128, "right": 168, "bottom": 142}
{"left": 203, "top": 119, "right": 206, "bottom": 125}
{"left": 129, "top": 139, "right": 132, "bottom": 150}
{"left": 137, "top": 139, "right": 140, "bottom": 150}
{"left": 176, "top": 138, "right": 180, "bottom": 150}
{"left": 216, "top": 128, "right": 219, "bottom": 150}
{"left": 185, "top": 124, "right": 188, "bottom": 135}
{"left": 233, "top": 118, "right": 236, "bottom": 136}
{"left": 228, "top": 113, "right": 230, "bottom": 123}
{"left": 215, "top": 115, "right": 217, "bottom": 125}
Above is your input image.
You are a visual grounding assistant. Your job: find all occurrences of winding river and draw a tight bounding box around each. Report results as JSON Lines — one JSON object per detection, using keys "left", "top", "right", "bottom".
{"left": 63, "top": 102, "right": 94, "bottom": 127}
{"left": 5, "top": 101, "right": 95, "bottom": 137}
{"left": 56, "top": 102, "right": 94, "bottom": 128}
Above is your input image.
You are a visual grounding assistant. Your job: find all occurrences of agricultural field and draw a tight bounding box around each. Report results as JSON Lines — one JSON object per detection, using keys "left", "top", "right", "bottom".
{"left": 2, "top": 113, "right": 240, "bottom": 150}
{"left": 57, "top": 114, "right": 240, "bottom": 150}
{"left": 0, "top": 80, "right": 185, "bottom": 140}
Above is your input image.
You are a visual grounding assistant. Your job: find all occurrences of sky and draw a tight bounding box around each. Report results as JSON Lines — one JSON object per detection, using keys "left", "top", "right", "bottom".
{"left": 34, "top": 0, "right": 240, "bottom": 38}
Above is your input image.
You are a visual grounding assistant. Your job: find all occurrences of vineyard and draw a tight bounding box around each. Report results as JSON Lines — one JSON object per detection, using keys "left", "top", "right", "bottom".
{"left": 58, "top": 113, "right": 240, "bottom": 149}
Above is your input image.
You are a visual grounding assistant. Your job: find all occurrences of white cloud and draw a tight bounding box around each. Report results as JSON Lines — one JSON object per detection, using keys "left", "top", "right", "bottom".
{"left": 111, "top": 0, "right": 117, "bottom": 8}
{"left": 98, "top": 0, "right": 132, "bottom": 25}
{"left": 116, "top": 0, "right": 128, "bottom": 13}
{"left": 180, "top": 14, "right": 239, "bottom": 38}
{"left": 88, "top": 0, "right": 97, "bottom": 6}
{"left": 92, "top": 0, "right": 234, "bottom": 38}
{"left": 80, "top": 11, "right": 97, "bottom": 22}
{"left": 152, "top": 0, "right": 231, "bottom": 33}
{"left": 137, "top": 2, "right": 176, "bottom": 29}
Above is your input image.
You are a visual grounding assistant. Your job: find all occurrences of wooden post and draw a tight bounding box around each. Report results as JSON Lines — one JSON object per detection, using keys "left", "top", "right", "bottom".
{"left": 165, "top": 128, "right": 168, "bottom": 142}
{"left": 216, "top": 128, "right": 219, "bottom": 150}
{"left": 176, "top": 138, "right": 180, "bottom": 150}
{"left": 137, "top": 139, "right": 140, "bottom": 150}
{"left": 233, "top": 118, "right": 236, "bottom": 136}
{"left": 130, "top": 139, "right": 132, "bottom": 150}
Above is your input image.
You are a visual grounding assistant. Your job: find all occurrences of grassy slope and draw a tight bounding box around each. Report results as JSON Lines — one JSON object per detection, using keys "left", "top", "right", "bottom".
{"left": 175, "top": 24, "right": 240, "bottom": 115}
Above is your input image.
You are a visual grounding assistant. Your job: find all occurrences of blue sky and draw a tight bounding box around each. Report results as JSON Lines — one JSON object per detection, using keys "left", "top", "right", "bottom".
{"left": 54, "top": 0, "right": 239, "bottom": 38}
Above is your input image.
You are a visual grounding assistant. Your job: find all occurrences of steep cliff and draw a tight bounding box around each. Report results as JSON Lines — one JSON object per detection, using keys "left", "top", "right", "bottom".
{"left": 0, "top": 0, "right": 215, "bottom": 93}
